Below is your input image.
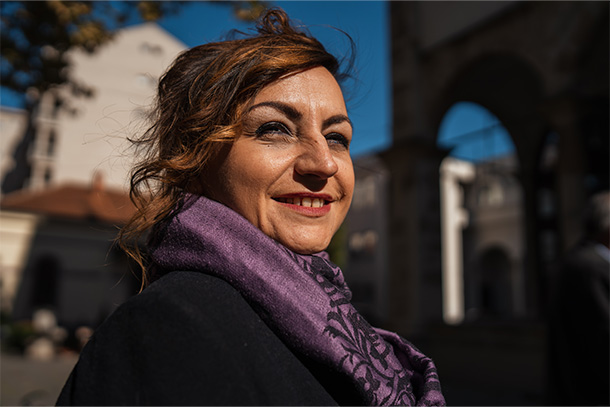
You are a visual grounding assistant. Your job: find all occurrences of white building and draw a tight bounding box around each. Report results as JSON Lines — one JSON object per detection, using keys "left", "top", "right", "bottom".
{"left": 0, "top": 23, "right": 185, "bottom": 326}
{"left": 2, "top": 22, "right": 186, "bottom": 193}
{"left": 0, "top": 106, "right": 28, "bottom": 185}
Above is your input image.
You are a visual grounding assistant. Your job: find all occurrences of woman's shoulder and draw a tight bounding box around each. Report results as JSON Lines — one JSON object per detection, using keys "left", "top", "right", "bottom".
{"left": 133, "top": 270, "right": 246, "bottom": 308}
{"left": 127, "top": 271, "right": 252, "bottom": 320}
{"left": 100, "top": 271, "right": 275, "bottom": 351}
{"left": 59, "top": 271, "right": 337, "bottom": 406}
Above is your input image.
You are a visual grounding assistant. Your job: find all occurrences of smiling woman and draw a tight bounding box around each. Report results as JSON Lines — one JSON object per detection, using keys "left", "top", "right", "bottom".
{"left": 204, "top": 67, "right": 354, "bottom": 254}
{"left": 56, "top": 8, "right": 445, "bottom": 407}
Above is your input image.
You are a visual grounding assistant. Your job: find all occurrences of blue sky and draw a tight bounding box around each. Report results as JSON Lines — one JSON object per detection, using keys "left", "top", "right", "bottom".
{"left": 438, "top": 102, "right": 515, "bottom": 163}
{"left": 1, "top": 1, "right": 514, "bottom": 161}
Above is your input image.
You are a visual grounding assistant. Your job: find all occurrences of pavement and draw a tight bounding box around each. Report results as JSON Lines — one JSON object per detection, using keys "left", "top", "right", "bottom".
{"left": 1, "top": 351, "right": 78, "bottom": 406}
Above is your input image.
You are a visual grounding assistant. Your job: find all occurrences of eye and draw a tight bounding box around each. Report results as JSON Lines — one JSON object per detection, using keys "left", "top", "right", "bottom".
{"left": 255, "top": 121, "right": 292, "bottom": 139}
{"left": 325, "top": 132, "right": 350, "bottom": 150}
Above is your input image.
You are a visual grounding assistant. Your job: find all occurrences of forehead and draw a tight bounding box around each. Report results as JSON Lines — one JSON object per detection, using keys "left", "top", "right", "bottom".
{"left": 252, "top": 66, "right": 346, "bottom": 112}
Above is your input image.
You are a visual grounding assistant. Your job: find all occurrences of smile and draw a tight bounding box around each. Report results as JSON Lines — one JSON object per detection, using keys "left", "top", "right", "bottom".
{"left": 274, "top": 197, "right": 326, "bottom": 208}
{"left": 272, "top": 194, "right": 333, "bottom": 216}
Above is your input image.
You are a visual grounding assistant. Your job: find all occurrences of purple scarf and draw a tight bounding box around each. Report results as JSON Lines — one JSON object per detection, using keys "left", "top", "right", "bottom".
{"left": 149, "top": 194, "right": 445, "bottom": 406}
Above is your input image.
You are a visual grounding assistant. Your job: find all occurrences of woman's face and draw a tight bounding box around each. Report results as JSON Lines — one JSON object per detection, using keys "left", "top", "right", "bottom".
{"left": 205, "top": 66, "right": 354, "bottom": 254}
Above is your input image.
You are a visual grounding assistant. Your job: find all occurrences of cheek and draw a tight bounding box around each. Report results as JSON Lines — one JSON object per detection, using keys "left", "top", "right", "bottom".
{"left": 339, "top": 161, "right": 355, "bottom": 201}
{"left": 222, "top": 149, "right": 284, "bottom": 200}
{"left": 222, "top": 158, "right": 258, "bottom": 201}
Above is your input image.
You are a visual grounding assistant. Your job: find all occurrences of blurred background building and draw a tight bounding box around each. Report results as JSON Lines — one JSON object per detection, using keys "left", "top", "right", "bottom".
{"left": 344, "top": 1, "right": 608, "bottom": 404}
{"left": 1, "top": 1, "right": 608, "bottom": 406}
{"left": 1, "top": 23, "right": 185, "bottom": 338}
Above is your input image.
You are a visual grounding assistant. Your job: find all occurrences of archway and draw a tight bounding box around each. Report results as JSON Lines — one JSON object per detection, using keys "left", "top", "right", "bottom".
{"left": 438, "top": 101, "right": 525, "bottom": 323}
{"left": 433, "top": 53, "right": 547, "bottom": 319}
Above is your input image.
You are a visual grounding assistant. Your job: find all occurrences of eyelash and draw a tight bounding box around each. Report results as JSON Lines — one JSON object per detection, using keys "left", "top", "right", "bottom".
{"left": 326, "top": 133, "right": 350, "bottom": 149}
{"left": 255, "top": 121, "right": 291, "bottom": 138}
{"left": 254, "top": 121, "right": 350, "bottom": 150}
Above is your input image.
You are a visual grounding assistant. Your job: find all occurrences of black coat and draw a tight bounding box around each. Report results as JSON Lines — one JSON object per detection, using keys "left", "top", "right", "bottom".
{"left": 57, "top": 271, "right": 346, "bottom": 406}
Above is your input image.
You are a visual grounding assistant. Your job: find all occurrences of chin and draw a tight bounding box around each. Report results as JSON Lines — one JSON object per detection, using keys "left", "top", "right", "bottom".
{"left": 280, "top": 238, "right": 331, "bottom": 255}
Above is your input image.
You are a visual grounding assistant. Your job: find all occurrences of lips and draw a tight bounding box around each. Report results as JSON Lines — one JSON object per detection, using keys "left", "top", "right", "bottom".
{"left": 274, "top": 196, "right": 325, "bottom": 208}
{"left": 272, "top": 193, "right": 333, "bottom": 215}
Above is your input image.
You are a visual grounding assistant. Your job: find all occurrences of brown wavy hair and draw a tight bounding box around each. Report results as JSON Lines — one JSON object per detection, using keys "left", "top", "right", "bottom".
{"left": 118, "top": 8, "right": 353, "bottom": 287}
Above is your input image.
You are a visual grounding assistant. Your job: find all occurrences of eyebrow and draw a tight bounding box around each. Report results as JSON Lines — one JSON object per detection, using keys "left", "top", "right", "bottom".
{"left": 248, "top": 101, "right": 302, "bottom": 121}
{"left": 247, "top": 101, "right": 353, "bottom": 130}
{"left": 323, "top": 115, "right": 353, "bottom": 131}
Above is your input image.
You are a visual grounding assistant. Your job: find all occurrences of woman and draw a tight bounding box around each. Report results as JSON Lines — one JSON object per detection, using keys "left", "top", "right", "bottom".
{"left": 57, "top": 9, "right": 445, "bottom": 406}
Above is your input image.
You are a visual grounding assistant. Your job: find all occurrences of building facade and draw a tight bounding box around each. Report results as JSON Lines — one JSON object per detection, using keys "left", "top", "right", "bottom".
{"left": 379, "top": 0, "right": 609, "bottom": 332}
{"left": 1, "top": 23, "right": 185, "bottom": 331}
{"left": 344, "top": 2, "right": 608, "bottom": 404}
{"left": 2, "top": 23, "right": 186, "bottom": 194}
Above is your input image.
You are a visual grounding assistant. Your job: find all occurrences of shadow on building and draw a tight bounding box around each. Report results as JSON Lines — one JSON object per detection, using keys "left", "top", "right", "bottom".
{"left": 0, "top": 176, "right": 140, "bottom": 353}
{"left": 343, "top": 2, "right": 608, "bottom": 405}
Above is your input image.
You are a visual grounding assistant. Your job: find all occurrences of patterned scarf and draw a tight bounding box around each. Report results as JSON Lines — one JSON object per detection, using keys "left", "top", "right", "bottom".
{"left": 148, "top": 194, "right": 445, "bottom": 406}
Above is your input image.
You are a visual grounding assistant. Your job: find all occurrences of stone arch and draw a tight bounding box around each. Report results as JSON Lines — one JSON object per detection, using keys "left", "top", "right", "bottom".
{"left": 386, "top": 1, "right": 608, "bottom": 333}
{"left": 432, "top": 52, "right": 547, "bottom": 164}
{"left": 431, "top": 53, "right": 553, "bottom": 318}
{"left": 437, "top": 101, "right": 516, "bottom": 162}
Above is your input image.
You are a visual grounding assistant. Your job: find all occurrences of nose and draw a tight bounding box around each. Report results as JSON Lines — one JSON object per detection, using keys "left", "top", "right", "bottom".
{"left": 294, "top": 138, "right": 339, "bottom": 179}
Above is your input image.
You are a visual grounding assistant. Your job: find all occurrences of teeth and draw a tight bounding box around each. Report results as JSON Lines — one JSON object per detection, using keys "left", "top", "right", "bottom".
{"left": 277, "top": 197, "right": 325, "bottom": 207}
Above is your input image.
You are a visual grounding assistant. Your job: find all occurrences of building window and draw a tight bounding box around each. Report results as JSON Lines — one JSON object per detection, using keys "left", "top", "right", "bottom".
{"left": 139, "top": 42, "right": 163, "bottom": 55}
{"left": 47, "top": 129, "right": 56, "bottom": 157}
{"left": 52, "top": 96, "right": 62, "bottom": 119}
{"left": 31, "top": 255, "right": 60, "bottom": 308}
{"left": 349, "top": 230, "right": 378, "bottom": 256}
{"left": 44, "top": 168, "right": 52, "bottom": 185}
